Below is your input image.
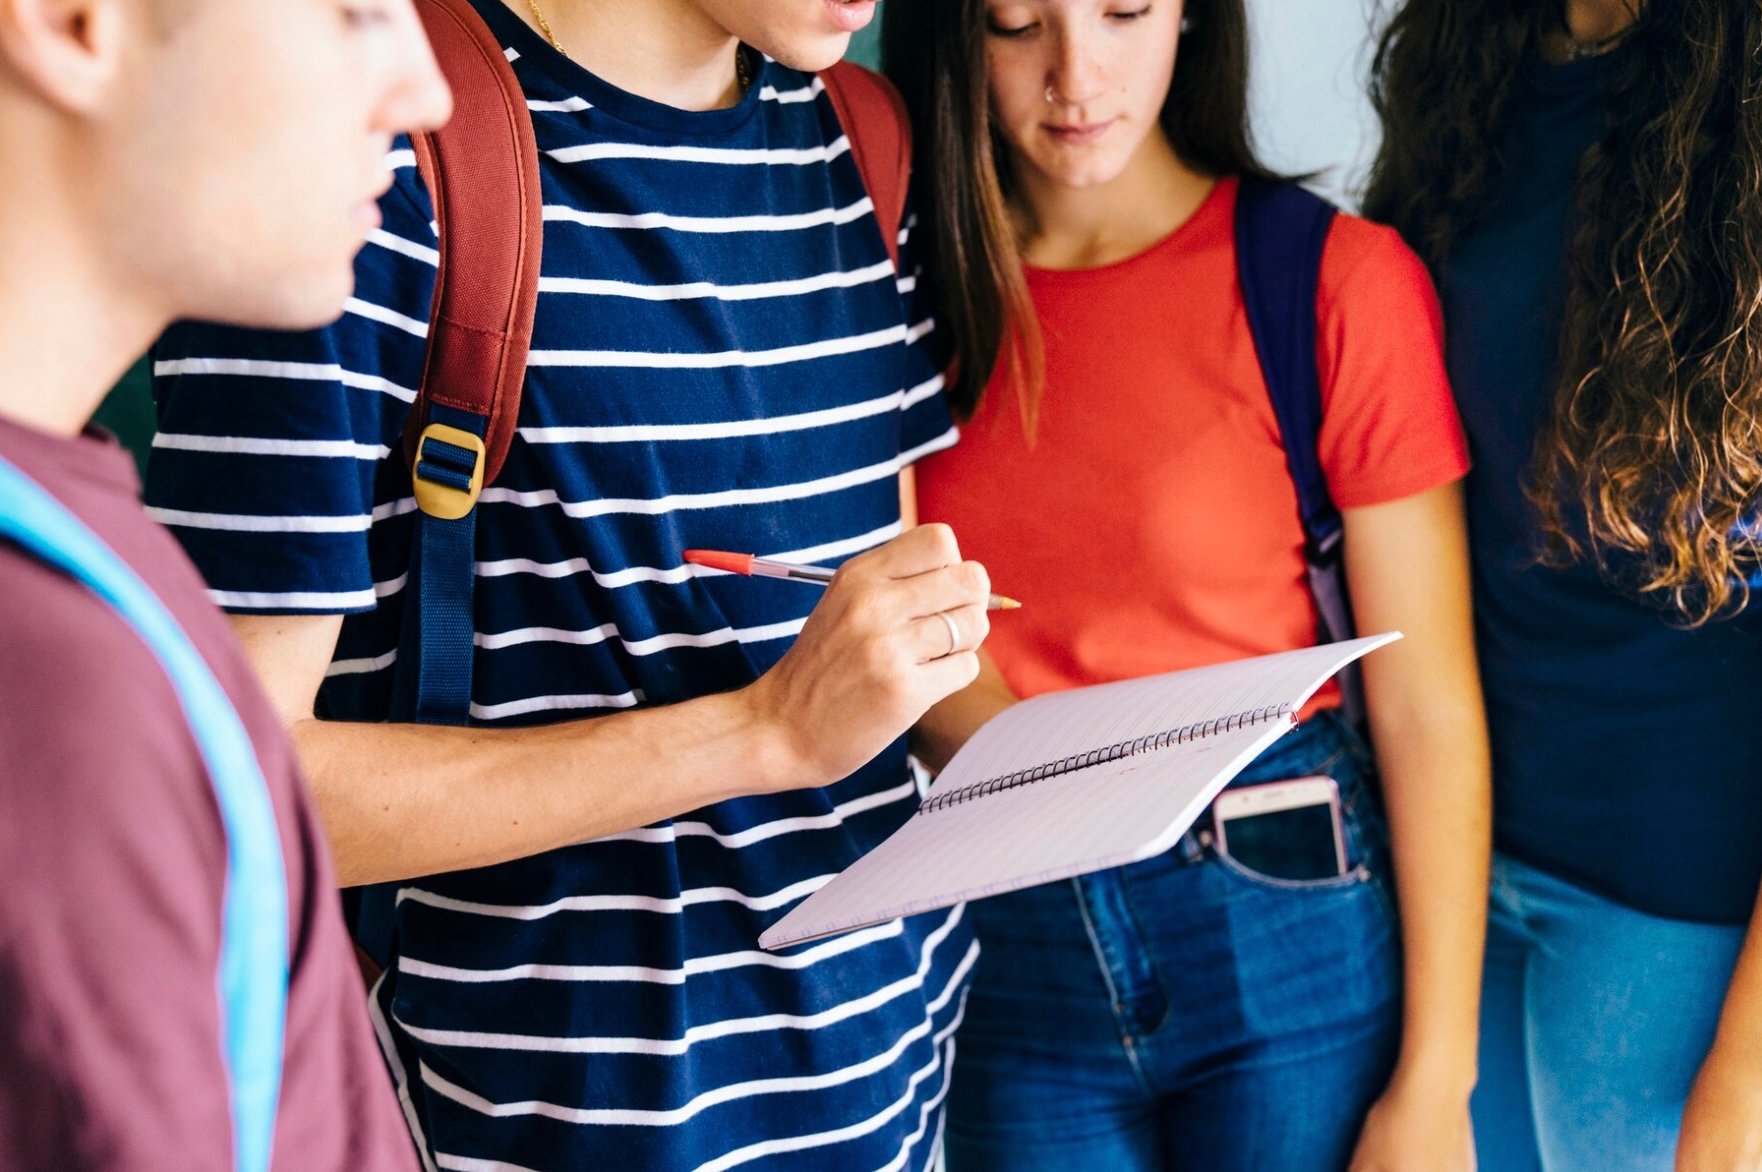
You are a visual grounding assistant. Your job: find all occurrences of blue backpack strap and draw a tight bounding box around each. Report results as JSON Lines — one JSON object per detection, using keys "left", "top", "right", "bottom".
{"left": 1234, "top": 177, "right": 1366, "bottom": 722}
{"left": 0, "top": 456, "right": 289, "bottom": 1172}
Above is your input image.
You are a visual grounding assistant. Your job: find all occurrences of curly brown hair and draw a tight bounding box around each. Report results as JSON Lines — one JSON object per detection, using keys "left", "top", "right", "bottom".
{"left": 1365, "top": 0, "right": 1762, "bottom": 624}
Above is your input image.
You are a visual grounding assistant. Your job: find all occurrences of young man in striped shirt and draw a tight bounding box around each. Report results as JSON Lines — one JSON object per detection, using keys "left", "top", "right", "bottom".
{"left": 0, "top": 0, "right": 453, "bottom": 1167}
{"left": 147, "top": 0, "right": 990, "bottom": 1167}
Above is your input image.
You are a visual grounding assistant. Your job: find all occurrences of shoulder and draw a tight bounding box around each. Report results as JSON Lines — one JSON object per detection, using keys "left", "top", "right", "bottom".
{"left": 0, "top": 549, "right": 213, "bottom": 836}
{"left": 1318, "top": 210, "right": 1438, "bottom": 312}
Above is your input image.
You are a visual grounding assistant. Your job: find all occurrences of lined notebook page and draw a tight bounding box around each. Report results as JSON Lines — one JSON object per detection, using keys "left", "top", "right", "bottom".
{"left": 926, "top": 635, "right": 1395, "bottom": 796}
{"left": 761, "top": 634, "right": 1398, "bottom": 949}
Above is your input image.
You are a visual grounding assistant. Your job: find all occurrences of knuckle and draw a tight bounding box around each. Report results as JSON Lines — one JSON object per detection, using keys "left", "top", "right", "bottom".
{"left": 958, "top": 560, "right": 989, "bottom": 597}
{"left": 921, "top": 523, "right": 958, "bottom": 560}
{"left": 844, "top": 589, "right": 886, "bottom": 633}
{"left": 952, "top": 651, "right": 981, "bottom": 687}
{"left": 830, "top": 560, "right": 869, "bottom": 590}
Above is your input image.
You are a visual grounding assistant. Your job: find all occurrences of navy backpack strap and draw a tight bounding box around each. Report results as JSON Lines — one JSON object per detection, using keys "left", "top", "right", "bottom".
{"left": 1234, "top": 177, "right": 1366, "bottom": 722}
{"left": 0, "top": 456, "right": 290, "bottom": 1172}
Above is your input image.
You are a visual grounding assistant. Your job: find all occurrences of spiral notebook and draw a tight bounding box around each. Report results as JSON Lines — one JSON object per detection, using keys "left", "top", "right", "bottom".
{"left": 759, "top": 633, "right": 1400, "bottom": 950}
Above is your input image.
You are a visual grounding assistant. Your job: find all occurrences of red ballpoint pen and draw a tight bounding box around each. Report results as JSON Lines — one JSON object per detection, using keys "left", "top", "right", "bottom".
{"left": 683, "top": 549, "right": 1021, "bottom": 611}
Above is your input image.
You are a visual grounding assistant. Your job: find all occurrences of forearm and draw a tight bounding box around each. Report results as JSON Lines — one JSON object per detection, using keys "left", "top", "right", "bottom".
{"left": 1369, "top": 689, "right": 1491, "bottom": 1092}
{"left": 909, "top": 649, "right": 1017, "bottom": 773}
{"left": 1707, "top": 881, "right": 1762, "bottom": 1066}
{"left": 296, "top": 688, "right": 791, "bottom": 886}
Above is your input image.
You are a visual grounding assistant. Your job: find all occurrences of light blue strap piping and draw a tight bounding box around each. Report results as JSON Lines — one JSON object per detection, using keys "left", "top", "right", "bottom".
{"left": 0, "top": 456, "right": 288, "bottom": 1172}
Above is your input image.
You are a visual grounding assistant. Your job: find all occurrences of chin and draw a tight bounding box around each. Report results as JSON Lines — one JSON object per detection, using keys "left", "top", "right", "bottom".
{"left": 1037, "top": 162, "right": 1132, "bottom": 191}
{"left": 205, "top": 269, "right": 357, "bottom": 333}
{"left": 757, "top": 32, "right": 852, "bottom": 74}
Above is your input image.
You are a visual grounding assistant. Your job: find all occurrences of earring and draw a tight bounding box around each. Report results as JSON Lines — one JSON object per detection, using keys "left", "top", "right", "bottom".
{"left": 1180, "top": 15, "right": 1192, "bottom": 33}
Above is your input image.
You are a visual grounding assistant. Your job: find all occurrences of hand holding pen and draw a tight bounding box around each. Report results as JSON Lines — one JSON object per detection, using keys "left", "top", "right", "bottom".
{"left": 701, "top": 526, "right": 1006, "bottom": 791}
{"left": 686, "top": 549, "right": 1021, "bottom": 612}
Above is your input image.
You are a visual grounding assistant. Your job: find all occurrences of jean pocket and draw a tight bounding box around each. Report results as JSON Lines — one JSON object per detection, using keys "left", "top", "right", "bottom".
{"left": 1211, "top": 846, "right": 1376, "bottom": 894}
{"left": 1209, "top": 779, "right": 1387, "bottom": 895}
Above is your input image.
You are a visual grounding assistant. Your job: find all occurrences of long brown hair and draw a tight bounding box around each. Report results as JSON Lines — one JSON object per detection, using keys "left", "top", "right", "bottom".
{"left": 881, "top": 0, "right": 1277, "bottom": 423}
{"left": 1365, "top": 0, "right": 1762, "bottom": 624}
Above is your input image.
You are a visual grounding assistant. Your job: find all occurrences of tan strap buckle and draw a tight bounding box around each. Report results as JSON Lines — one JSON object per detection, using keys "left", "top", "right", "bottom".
{"left": 412, "top": 422, "right": 486, "bottom": 521}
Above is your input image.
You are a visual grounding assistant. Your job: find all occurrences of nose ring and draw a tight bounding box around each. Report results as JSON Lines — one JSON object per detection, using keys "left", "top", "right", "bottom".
{"left": 1045, "top": 85, "right": 1057, "bottom": 105}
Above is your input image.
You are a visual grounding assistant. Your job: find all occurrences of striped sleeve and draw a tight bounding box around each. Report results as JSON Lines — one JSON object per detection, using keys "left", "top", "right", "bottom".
{"left": 145, "top": 148, "right": 439, "bottom": 615}
{"left": 893, "top": 191, "right": 957, "bottom": 467}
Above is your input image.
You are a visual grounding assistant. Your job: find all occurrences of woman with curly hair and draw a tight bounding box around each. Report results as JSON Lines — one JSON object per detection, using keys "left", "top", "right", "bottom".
{"left": 1367, "top": 1, "right": 1762, "bottom": 1167}
{"left": 886, "top": 1, "right": 1491, "bottom": 1168}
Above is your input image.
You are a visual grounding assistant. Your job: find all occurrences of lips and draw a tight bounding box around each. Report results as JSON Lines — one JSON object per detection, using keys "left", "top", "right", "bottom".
{"left": 823, "top": 0, "right": 877, "bottom": 34}
{"left": 1045, "top": 120, "right": 1116, "bottom": 145}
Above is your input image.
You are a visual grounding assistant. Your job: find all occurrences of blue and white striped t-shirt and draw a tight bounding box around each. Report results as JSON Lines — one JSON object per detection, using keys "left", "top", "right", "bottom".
{"left": 145, "top": 5, "right": 973, "bottom": 1168}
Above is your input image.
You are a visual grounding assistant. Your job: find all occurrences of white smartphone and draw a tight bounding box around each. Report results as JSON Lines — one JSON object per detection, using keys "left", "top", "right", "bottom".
{"left": 1211, "top": 776, "right": 1347, "bottom": 880}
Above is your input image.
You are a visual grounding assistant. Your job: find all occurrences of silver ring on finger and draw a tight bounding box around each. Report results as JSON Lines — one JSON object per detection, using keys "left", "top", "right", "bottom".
{"left": 936, "top": 610, "right": 961, "bottom": 658}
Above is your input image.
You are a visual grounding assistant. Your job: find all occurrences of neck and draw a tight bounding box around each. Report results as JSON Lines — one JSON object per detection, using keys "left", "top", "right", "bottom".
{"left": 0, "top": 120, "right": 165, "bottom": 438}
{"left": 506, "top": 0, "right": 745, "bottom": 110}
{"left": 1012, "top": 132, "right": 1214, "bottom": 270}
{"left": 1563, "top": 0, "right": 1640, "bottom": 44}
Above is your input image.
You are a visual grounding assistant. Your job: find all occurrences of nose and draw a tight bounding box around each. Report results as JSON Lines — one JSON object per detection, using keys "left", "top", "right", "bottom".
{"left": 376, "top": 2, "right": 454, "bottom": 136}
{"left": 1046, "top": 25, "right": 1107, "bottom": 106}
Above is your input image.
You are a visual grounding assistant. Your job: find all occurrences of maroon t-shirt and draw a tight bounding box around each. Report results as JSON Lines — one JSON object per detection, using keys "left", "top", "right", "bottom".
{"left": 0, "top": 417, "right": 417, "bottom": 1171}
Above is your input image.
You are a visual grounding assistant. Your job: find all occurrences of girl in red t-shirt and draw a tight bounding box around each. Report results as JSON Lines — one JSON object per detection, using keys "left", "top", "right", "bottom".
{"left": 884, "top": 2, "right": 1491, "bottom": 1169}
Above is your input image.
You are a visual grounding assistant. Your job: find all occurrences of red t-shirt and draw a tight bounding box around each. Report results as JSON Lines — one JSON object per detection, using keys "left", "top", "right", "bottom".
{"left": 0, "top": 417, "right": 417, "bottom": 1171}
{"left": 918, "top": 177, "right": 1469, "bottom": 707}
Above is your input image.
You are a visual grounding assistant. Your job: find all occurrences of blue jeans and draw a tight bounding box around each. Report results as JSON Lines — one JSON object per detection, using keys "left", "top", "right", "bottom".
{"left": 945, "top": 712, "right": 1402, "bottom": 1171}
{"left": 1473, "top": 852, "right": 1748, "bottom": 1171}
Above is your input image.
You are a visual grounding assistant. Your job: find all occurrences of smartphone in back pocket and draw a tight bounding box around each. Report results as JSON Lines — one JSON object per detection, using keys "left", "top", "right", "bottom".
{"left": 1212, "top": 776, "right": 1347, "bottom": 881}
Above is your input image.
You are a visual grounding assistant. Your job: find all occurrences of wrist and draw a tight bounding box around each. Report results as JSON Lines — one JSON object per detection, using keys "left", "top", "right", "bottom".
{"left": 1387, "top": 1046, "right": 1477, "bottom": 1103}
{"left": 729, "top": 681, "right": 819, "bottom": 796}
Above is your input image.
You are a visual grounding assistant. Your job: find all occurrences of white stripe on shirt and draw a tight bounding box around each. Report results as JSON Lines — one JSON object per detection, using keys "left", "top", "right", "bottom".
{"left": 547, "top": 137, "right": 850, "bottom": 167}
{"left": 468, "top": 689, "right": 646, "bottom": 722}
{"left": 597, "top": 781, "right": 917, "bottom": 850}
{"left": 396, "top": 871, "right": 832, "bottom": 920}
{"left": 541, "top": 196, "right": 873, "bottom": 236}
{"left": 368, "top": 228, "right": 440, "bottom": 267}
{"left": 473, "top": 616, "right": 804, "bottom": 656}
{"left": 399, "top": 919, "right": 907, "bottom": 987}
{"left": 346, "top": 296, "right": 430, "bottom": 338}
{"left": 152, "top": 433, "right": 390, "bottom": 460}
{"left": 527, "top": 323, "right": 905, "bottom": 371}
{"left": 535, "top": 259, "right": 895, "bottom": 305}
{"left": 475, "top": 451, "right": 902, "bottom": 520}
{"left": 759, "top": 78, "right": 824, "bottom": 104}
{"left": 519, "top": 386, "right": 903, "bottom": 444}
{"left": 148, "top": 497, "right": 416, "bottom": 534}
{"left": 473, "top": 520, "right": 901, "bottom": 588}
{"left": 527, "top": 96, "right": 591, "bottom": 113}
{"left": 153, "top": 357, "right": 418, "bottom": 403}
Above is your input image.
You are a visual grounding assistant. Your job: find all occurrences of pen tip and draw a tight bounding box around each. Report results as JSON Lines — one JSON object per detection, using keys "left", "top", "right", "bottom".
{"left": 993, "top": 596, "right": 1022, "bottom": 611}
{"left": 684, "top": 549, "right": 755, "bottom": 576}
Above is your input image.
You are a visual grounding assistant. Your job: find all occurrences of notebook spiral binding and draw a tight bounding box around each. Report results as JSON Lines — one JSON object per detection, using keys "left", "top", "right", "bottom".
{"left": 917, "top": 702, "right": 1297, "bottom": 816}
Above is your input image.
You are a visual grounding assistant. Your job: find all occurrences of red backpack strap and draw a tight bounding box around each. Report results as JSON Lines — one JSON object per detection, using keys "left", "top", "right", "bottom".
{"left": 384, "top": 0, "right": 542, "bottom": 733}
{"left": 404, "top": 0, "right": 543, "bottom": 500}
{"left": 821, "top": 60, "right": 912, "bottom": 273}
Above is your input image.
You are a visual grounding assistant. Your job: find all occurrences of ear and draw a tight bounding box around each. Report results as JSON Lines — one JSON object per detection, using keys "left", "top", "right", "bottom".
{"left": 0, "top": 0, "right": 127, "bottom": 114}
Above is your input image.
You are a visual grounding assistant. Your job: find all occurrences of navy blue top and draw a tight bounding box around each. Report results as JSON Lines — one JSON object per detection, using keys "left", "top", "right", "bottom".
{"left": 1444, "top": 49, "right": 1762, "bottom": 925}
{"left": 143, "top": 3, "right": 972, "bottom": 1167}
